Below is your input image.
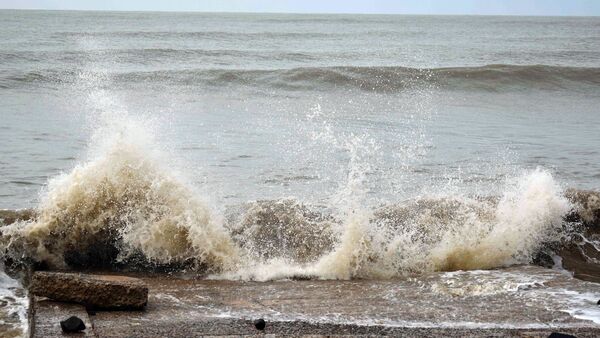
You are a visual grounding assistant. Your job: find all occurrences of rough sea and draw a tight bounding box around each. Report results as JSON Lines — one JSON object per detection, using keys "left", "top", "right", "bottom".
{"left": 1, "top": 10, "right": 600, "bottom": 337}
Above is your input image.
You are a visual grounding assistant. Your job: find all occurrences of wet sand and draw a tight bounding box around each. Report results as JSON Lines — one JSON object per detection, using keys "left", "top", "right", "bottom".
{"left": 30, "top": 266, "right": 600, "bottom": 337}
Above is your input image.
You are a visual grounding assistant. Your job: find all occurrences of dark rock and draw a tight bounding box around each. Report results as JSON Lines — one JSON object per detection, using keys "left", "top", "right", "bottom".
{"left": 529, "top": 189, "right": 600, "bottom": 284}
{"left": 548, "top": 332, "right": 577, "bottom": 338}
{"left": 548, "top": 189, "right": 600, "bottom": 284}
{"left": 565, "top": 189, "right": 600, "bottom": 227}
{"left": 533, "top": 250, "right": 556, "bottom": 269}
{"left": 60, "top": 316, "right": 86, "bottom": 333}
{"left": 254, "top": 318, "right": 266, "bottom": 330}
{"left": 30, "top": 271, "right": 148, "bottom": 310}
{"left": 597, "top": 299, "right": 600, "bottom": 305}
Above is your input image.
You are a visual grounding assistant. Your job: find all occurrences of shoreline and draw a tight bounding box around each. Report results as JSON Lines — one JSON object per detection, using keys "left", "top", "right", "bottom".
{"left": 28, "top": 266, "right": 600, "bottom": 337}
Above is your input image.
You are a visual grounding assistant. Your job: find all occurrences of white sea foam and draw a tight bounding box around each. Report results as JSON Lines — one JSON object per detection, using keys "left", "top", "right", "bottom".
{"left": 0, "top": 271, "right": 28, "bottom": 338}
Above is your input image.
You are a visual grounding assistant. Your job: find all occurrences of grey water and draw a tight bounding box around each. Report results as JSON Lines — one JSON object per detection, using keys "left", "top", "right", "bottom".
{"left": 1, "top": 10, "right": 599, "bottom": 208}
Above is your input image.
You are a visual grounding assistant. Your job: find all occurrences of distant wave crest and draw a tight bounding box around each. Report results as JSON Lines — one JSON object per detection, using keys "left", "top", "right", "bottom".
{"left": 2, "top": 64, "right": 600, "bottom": 91}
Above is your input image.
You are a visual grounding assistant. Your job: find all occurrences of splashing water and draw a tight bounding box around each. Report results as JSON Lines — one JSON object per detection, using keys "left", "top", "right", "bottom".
{"left": 0, "top": 63, "right": 573, "bottom": 282}
{"left": 0, "top": 97, "right": 574, "bottom": 282}
{"left": 2, "top": 113, "right": 239, "bottom": 272}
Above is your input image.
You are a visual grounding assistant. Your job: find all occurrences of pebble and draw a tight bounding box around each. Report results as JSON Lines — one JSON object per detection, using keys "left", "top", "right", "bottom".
{"left": 254, "top": 318, "right": 266, "bottom": 330}
{"left": 60, "top": 316, "right": 86, "bottom": 333}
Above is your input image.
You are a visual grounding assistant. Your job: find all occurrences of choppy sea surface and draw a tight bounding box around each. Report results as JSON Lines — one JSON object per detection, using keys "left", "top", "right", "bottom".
{"left": 1, "top": 10, "right": 600, "bottom": 337}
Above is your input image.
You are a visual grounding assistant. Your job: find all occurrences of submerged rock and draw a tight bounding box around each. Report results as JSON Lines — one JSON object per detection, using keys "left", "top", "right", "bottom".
{"left": 60, "top": 316, "right": 86, "bottom": 333}
{"left": 30, "top": 271, "right": 148, "bottom": 310}
{"left": 565, "top": 188, "right": 600, "bottom": 227}
{"left": 552, "top": 189, "right": 600, "bottom": 283}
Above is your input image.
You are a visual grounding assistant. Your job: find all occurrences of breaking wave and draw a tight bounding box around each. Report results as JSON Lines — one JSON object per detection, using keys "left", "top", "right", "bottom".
{"left": 1, "top": 115, "right": 239, "bottom": 272}
{"left": 0, "top": 114, "right": 574, "bottom": 280}
{"left": 220, "top": 169, "right": 571, "bottom": 281}
{"left": 0, "top": 61, "right": 588, "bottom": 280}
{"left": 2, "top": 64, "right": 600, "bottom": 92}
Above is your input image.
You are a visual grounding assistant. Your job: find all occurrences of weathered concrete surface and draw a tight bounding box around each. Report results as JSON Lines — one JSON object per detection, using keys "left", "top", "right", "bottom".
{"left": 30, "top": 266, "right": 600, "bottom": 337}
{"left": 30, "top": 272, "right": 148, "bottom": 309}
{"left": 30, "top": 298, "right": 95, "bottom": 337}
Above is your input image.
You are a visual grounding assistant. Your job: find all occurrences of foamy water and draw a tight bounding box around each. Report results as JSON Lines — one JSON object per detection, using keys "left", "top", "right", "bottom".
{"left": 0, "top": 271, "right": 27, "bottom": 338}
{"left": 0, "top": 112, "right": 573, "bottom": 281}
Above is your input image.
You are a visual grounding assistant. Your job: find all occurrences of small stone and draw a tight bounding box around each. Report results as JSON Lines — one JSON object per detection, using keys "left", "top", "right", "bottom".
{"left": 60, "top": 316, "right": 86, "bottom": 333}
{"left": 254, "top": 318, "right": 266, "bottom": 330}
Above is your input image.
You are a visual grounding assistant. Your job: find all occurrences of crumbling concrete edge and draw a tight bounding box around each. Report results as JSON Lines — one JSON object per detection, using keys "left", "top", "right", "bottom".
{"left": 27, "top": 292, "right": 34, "bottom": 338}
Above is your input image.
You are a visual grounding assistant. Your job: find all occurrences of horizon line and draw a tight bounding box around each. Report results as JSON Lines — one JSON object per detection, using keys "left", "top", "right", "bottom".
{"left": 0, "top": 8, "right": 598, "bottom": 18}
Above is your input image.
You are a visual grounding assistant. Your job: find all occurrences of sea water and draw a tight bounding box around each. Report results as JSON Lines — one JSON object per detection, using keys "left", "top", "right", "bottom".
{"left": 1, "top": 10, "right": 600, "bottom": 336}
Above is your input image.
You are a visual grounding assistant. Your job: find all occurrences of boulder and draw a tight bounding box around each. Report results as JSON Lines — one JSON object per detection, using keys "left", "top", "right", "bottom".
{"left": 30, "top": 271, "right": 148, "bottom": 310}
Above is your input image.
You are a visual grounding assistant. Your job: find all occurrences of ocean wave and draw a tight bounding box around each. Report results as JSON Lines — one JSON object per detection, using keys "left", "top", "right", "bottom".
{"left": 2, "top": 189, "right": 597, "bottom": 280}
{"left": 2, "top": 64, "right": 599, "bottom": 92}
{"left": 0, "top": 110, "right": 595, "bottom": 281}
{"left": 2, "top": 165, "right": 595, "bottom": 281}
{"left": 0, "top": 137, "right": 576, "bottom": 281}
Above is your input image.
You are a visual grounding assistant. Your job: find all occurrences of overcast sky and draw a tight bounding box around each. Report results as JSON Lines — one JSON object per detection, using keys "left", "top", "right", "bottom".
{"left": 1, "top": 0, "right": 599, "bottom": 16}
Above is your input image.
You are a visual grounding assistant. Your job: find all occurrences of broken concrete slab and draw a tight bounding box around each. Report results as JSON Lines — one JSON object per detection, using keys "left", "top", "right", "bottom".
{"left": 30, "top": 272, "right": 148, "bottom": 310}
